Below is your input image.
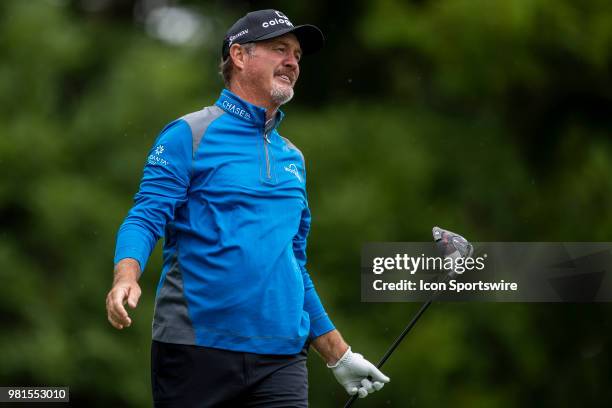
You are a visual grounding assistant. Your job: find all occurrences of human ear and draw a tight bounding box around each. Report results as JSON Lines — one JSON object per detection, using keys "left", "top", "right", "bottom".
{"left": 230, "top": 44, "right": 247, "bottom": 70}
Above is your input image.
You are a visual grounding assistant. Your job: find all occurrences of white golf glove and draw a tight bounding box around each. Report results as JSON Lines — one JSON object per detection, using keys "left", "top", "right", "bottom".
{"left": 327, "top": 347, "right": 390, "bottom": 398}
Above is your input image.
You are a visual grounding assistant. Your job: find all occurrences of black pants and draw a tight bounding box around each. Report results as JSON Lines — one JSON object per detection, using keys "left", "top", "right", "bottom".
{"left": 151, "top": 340, "right": 309, "bottom": 407}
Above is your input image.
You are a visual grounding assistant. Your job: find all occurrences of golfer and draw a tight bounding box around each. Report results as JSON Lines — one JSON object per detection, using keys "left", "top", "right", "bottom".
{"left": 106, "top": 9, "right": 389, "bottom": 407}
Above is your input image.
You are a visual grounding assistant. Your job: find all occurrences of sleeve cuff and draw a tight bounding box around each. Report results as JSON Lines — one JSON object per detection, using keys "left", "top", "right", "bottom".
{"left": 309, "top": 312, "right": 335, "bottom": 339}
{"left": 114, "top": 248, "right": 148, "bottom": 272}
{"left": 114, "top": 226, "right": 153, "bottom": 271}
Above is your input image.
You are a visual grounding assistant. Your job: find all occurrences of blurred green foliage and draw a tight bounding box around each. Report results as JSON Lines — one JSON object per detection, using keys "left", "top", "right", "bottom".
{"left": 1, "top": 0, "right": 611, "bottom": 406}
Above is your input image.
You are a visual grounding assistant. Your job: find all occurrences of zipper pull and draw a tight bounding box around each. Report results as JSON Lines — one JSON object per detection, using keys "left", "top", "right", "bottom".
{"left": 264, "top": 132, "right": 271, "bottom": 143}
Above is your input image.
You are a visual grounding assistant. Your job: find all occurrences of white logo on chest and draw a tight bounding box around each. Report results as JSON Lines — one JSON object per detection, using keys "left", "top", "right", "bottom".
{"left": 284, "top": 163, "right": 302, "bottom": 182}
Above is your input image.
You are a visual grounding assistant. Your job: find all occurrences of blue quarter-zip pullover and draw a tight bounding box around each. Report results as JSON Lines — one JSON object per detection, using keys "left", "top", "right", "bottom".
{"left": 114, "top": 89, "right": 335, "bottom": 354}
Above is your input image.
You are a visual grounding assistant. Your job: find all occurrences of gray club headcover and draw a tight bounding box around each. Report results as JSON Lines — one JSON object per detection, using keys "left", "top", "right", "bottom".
{"left": 432, "top": 226, "right": 474, "bottom": 260}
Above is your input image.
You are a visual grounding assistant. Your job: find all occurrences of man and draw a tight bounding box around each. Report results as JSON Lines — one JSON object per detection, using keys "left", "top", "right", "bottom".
{"left": 106, "top": 9, "right": 389, "bottom": 407}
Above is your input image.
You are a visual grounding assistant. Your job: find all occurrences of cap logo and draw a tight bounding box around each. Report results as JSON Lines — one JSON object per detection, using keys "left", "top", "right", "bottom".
{"left": 262, "top": 10, "right": 293, "bottom": 29}
{"left": 228, "top": 29, "right": 249, "bottom": 45}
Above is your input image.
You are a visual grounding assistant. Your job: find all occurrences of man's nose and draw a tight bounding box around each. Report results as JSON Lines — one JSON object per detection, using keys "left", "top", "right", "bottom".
{"left": 284, "top": 54, "right": 299, "bottom": 70}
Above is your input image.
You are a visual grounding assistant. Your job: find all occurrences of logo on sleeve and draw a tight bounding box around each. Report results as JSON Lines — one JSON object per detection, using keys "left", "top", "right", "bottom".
{"left": 284, "top": 163, "right": 302, "bottom": 182}
{"left": 148, "top": 144, "right": 169, "bottom": 166}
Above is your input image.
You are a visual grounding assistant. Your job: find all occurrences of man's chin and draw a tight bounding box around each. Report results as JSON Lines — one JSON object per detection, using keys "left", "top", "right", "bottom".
{"left": 270, "top": 84, "right": 294, "bottom": 105}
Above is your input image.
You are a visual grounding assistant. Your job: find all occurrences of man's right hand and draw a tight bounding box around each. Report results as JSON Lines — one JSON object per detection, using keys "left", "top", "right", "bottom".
{"left": 106, "top": 258, "right": 142, "bottom": 330}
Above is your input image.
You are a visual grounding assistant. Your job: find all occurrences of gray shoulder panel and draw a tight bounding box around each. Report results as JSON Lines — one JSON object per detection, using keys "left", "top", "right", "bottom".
{"left": 181, "top": 105, "right": 224, "bottom": 158}
{"left": 281, "top": 136, "right": 305, "bottom": 164}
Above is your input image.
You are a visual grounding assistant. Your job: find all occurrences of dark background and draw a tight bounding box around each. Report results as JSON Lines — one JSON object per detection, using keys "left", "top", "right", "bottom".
{"left": 1, "top": 0, "right": 611, "bottom": 406}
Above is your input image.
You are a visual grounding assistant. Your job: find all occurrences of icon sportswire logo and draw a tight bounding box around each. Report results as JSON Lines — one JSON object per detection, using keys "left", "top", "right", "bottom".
{"left": 284, "top": 163, "right": 302, "bottom": 182}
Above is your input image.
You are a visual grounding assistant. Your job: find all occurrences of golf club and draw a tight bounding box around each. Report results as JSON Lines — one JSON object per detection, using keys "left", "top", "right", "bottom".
{"left": 343, "top": 227, "right": 473, "bottom": 407}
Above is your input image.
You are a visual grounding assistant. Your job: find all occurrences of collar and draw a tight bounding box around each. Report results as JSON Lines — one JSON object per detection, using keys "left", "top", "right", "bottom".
{"left": 215, "top": 89, "right": 285, "bottom": 131}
